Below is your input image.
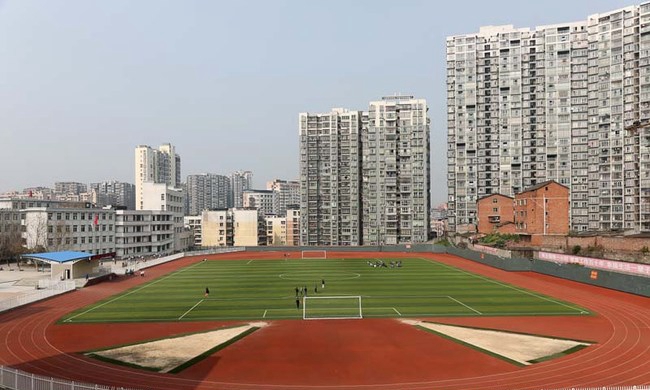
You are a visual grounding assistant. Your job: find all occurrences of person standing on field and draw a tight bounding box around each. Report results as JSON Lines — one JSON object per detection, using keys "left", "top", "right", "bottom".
{"left": 321, "top": 279, "right": 325, "bottom": 289}
{"left": 296, "top": 297, "right": 300, "bottom": 309}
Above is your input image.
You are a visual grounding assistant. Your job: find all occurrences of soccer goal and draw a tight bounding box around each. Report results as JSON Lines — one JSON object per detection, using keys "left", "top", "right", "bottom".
{"left": 303, "top": 296, "right": 363, "bottom": 320}
{"left": 301, "top": 250, "right": 327, "bottom": 259}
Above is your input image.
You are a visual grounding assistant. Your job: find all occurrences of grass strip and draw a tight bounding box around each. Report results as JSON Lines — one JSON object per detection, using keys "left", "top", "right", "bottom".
{"left": 415, "top": 325, "right": 526, "bottom": 367}
{"left": 84, "top": 323, "right": 252, "bottom": 353}
{"left": 86, "top": 353, "right": 162, "bottom": 372}
{"left": 168, "top": 327, "right": 259, "bottom": 373}
{"left": 420, "top": 321, "right": 596, "bottom": 344}
{"left": 527, "top": 344, "right": 590, "bottom": 364}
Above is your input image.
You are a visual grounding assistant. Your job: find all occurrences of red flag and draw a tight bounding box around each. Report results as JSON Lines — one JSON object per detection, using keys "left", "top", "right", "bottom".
{"left": 94, "top": 214, "right": 99, "bottom": 226}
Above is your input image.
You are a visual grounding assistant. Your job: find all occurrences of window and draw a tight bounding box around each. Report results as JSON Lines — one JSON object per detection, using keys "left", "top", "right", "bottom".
{"left": 493, "top": 207, "right": 498, "bottom": 212}
{"left": 492, "top": 198, "right": 498, "bottom": 203}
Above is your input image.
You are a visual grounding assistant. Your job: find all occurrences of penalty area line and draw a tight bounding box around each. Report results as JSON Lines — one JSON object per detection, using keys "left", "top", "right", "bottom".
{"left": 179, "top": 299, "right": 204, "bottom": 320}
{"left": 447, "top": 296, "right": 482, "bottom": 315}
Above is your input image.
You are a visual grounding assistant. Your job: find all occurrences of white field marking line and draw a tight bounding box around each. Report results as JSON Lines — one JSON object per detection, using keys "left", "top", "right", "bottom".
{"left": 263, "top": 310, "right": 267, "bottom": 318}
{"left": 204, "top": 296, "right": 296, "bottom": 301}
{"left": 447, "top": 295, "right": 482, "bottom": 315}
{"left": 246, "top": 259, "right": 253, "bottom": 264}
{"left": 63, "top": 310, "right": 588, "bottom": 323}
{"left": 179, "top": 299, "right": 204, "bottom": 320}
{"left": 420, "top": 257, "right": 586, "bottom": 314}
{"left": 64, "top": 261, "right": 205, "bottom": 322}
{"left": 393, "top": 307, "right": 402, "bottom": 316}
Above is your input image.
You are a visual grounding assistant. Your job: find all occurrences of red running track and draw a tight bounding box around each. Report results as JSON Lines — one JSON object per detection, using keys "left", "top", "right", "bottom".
{"left": 0, "top": 251, "right": 648, "bottom": 390}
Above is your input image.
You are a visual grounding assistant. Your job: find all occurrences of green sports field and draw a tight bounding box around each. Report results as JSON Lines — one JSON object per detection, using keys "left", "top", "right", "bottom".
{"left": 61, "top": 257, "right": 590, "bottom": 323}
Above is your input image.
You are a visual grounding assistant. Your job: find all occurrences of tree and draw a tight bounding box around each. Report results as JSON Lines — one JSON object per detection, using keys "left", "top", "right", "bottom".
{"left": 50, "top": 220, "right": 73, "bottom": 252}
{"left": 0, "top": 228, "right": 25, "bottom": 268}
{"left": 25, "top": 212, "right": 48, "bottom": 251}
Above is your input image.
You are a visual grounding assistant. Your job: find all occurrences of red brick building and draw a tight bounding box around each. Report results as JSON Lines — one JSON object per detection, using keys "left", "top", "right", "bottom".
{"left": 477, "top": 194, "right": 515, "bottom": 234}
{"left": 514, "top": 180, "right": 569, "bottom": 236}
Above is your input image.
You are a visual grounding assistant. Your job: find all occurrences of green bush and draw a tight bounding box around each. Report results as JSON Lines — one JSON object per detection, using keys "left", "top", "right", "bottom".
{"left": 478, "top": 233, "right": 520, "bottom": 248}
{"left": 572, "top": 245, "right": 581, "bottom": 255}
{"left": 585, "top": 244, "right": 605, "bottom": 256}
{"left": 641, "top": 246, "right": 649, "bottom": 254}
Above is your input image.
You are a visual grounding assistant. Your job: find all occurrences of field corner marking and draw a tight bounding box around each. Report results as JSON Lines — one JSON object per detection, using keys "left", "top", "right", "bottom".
{"left": 393, "top": 307, "right": 402, "bottom": 316}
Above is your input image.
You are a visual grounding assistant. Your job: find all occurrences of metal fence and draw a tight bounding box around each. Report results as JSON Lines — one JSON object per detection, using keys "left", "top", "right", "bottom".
{"left": 545, "top": 387, "right": 650, "bottom": 390}
{"left": 0, "top": 280, "right": 75, "bottom": 313}
{"left": 0, "top": 365, "right": 142, "bottom": 390}
{"left": 0, "top": 364, "right": 647, "bottom": 390}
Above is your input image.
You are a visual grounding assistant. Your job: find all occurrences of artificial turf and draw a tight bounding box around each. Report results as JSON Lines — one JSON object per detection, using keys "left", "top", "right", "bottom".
{"left": 61, "top": 257, "right": 590, "bottom": 323}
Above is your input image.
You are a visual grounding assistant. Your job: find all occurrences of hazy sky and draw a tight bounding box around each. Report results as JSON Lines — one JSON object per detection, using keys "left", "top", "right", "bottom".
{"left": 0, "top": 0, "right": 630, "bottom": 203}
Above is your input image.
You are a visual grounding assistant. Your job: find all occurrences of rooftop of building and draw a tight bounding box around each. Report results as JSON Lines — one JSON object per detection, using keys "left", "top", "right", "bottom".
{"left": 519, "top": 180, "right": 569, "bottom": 195}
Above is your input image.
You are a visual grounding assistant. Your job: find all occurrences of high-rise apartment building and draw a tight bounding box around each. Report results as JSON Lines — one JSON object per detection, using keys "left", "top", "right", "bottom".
{"left": 363, "top": 96, "right": 431, "bottom": 245}
{"left": 299, "top": 98, "right": 430, "bottom": 245}
{"left": 134, "top": 142, "right": 190, "bottom": 252}
{"left": 299, "top": 108, "right": 363, "bottom": 246}
{"left": 134, "top": 143, "right": 181, "bottom": 210}
{"left": 186, "top": 173, "right": 231, "bottom": 215}
{"left": 55, "top": 182, "right": 87, "bottom": 195}
{"left": 447, "top": 3, "right": 650, "bottom": 234}
{"left": 267, "top": 179, "right": 300, "bottom": 216}
{"left": 90, "top": 181, "right": 136, "bottom": 209}
{"left": 230, "top": 171, "right": 253, "bottom": 208}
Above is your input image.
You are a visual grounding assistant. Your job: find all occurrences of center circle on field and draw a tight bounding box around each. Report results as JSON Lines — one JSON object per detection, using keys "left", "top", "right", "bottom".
{"left": 279, "top": 272, "right": 361, "bottom": 281}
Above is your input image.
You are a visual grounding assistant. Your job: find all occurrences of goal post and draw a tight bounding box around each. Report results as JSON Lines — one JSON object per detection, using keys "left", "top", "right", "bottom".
{"left": 303, "top": 296, "right": 362, "bottom": 320}
{"left": 301, "top": 250, "right": 327, "bottom": 259}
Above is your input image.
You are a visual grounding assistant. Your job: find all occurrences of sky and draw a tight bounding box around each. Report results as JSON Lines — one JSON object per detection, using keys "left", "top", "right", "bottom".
{"left": 0, "top": 0, "right": 631, "bottom": 204}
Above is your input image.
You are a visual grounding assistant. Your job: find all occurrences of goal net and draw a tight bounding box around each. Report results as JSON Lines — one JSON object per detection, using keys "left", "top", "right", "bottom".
{"left": 303, "top": 296, "right": 362, "bottom": 320}
{"left": 301, "top": 250, "right": 327, "bottom": 259}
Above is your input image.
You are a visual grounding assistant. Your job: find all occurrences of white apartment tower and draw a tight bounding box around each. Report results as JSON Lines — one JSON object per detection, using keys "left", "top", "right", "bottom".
{"left": 230, "top": 171, "right": 253, "bottom": 208}
{"left": 447, "top": 3, "right": 650, "bottom": 233}
{"left": 362, "top": 96, "right": 431, "bottom": 245}
{"left": 242, "top": 189, "right": 275, "bottom": 216}
{"left": 135, "top": 143, "right": 181, "bottom": 210}
{"left": 299, "top": 108, "right": 363, "bottom": 246}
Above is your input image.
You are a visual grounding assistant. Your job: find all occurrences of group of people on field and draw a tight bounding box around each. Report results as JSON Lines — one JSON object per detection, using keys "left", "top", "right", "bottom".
{"left": 294, "top": 279, "right": 325, "bottom": 308}
{"left": 368, "top": 260, "right": 402, "bottom": 268}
